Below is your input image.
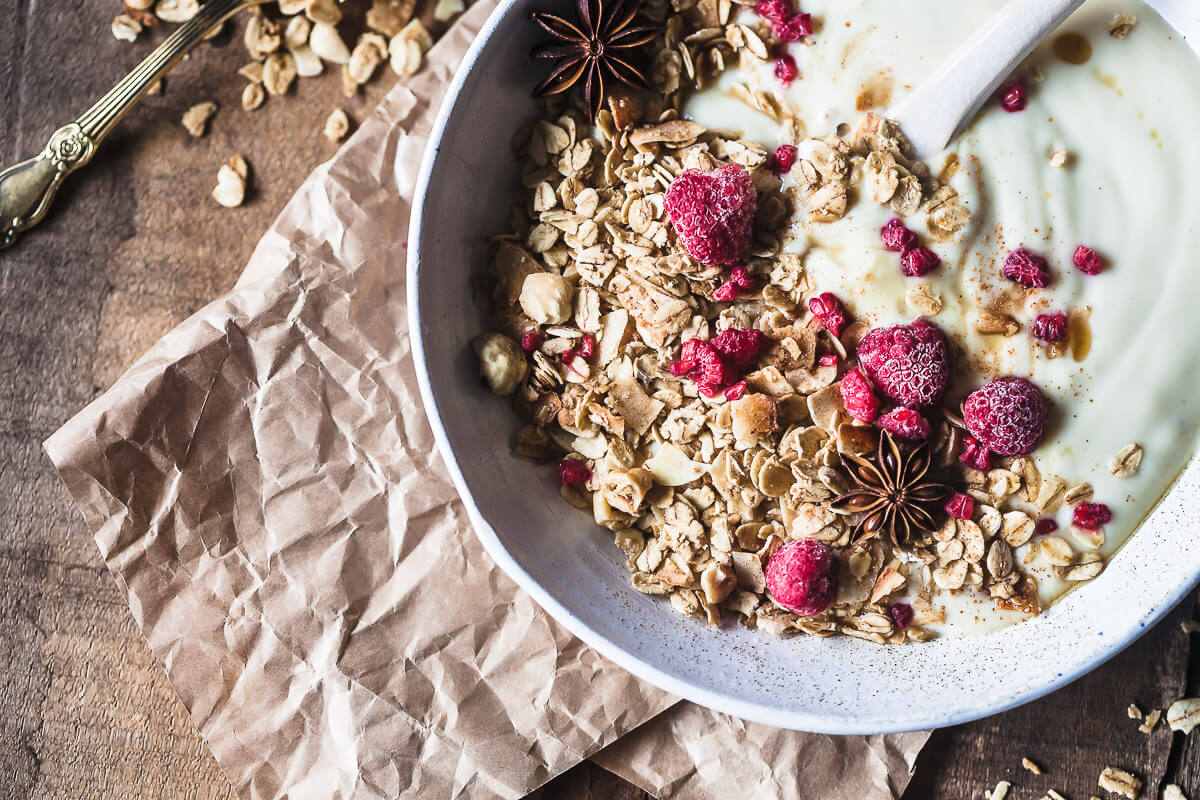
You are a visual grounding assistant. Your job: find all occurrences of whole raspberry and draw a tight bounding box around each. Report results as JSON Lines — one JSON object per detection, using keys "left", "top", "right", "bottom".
{"left": 772, "top": 144, "right": 798, "bottom": 175}
{"left": 945, "top": 493, "right": 975, "bottom": 520}
{"left": 808, "top": 292, "right": 849, "bottom": 337}
{"left": 1003, "top": 247, "right": 1052, "bottom": 288}
{"left": 755, "top": 0, "right": 790, "bottom": 22}
{"left": 520, "top": 330, "right": 543, "bottom": 352}
{"left": 665, "top": 164, "right": 757, "bottom": 266}
{"left": 1033, "top": 311, "right": 1068, "bottom": 343}
{"left": 900, "top": 246, "right": 941, "bottom": 277}
{"left": 889, "top": 602, "right": 914, "bottom": 630}
{"left": 558, "top": 458, "right": 591, "bottom": 486}
{"left": 775, "top": 12, "right": 813, "bottom": 41}
{"left": 1072, "top": 502, "right": 1112, "bottom": 531}
{"left": 959, "top": 435, "right": 991, "bottom": 471}
{"left": 765, "top": 539, "right": 837, "bottom": 617}
{"left": 1000, "top": 80, "right": 1027, "bottom": 112}
{"left": 774, "top": 53, "right": 799, "bottom": 86}
{"left": 1073, "top": 245, "right": 1104, "bottom": 275}
{"left": 710, "top": 327, "right": 767, "bottom": 370}
{"left": 724, "top": 380, "right": 747, "bottom": 401}
{"left": 855, "top": 319, "right": 949, "bottom": 409}
{"left": 880, "top": 218, "right": 918, "bottom": 252}
{"left": 878, "top": 407, "right": 931, "bottom": 441}
{"left": 840, "top": 367, "right": 879, "bottom": 422}
{"left": 963, "top": 377, "right": 1048, "bottom": 456}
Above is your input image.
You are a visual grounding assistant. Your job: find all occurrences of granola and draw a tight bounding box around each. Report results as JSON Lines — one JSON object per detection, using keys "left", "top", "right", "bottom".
{"left": 467, "top": 0, "right": 1157, "bottom": 641}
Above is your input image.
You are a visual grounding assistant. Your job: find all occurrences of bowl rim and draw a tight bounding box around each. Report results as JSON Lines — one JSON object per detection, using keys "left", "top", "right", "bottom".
{"left": 407, "top": 0, "right": 1200, "bottom": 734}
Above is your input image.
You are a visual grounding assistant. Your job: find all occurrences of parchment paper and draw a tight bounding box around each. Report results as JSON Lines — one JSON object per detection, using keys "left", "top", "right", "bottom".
{"left": 43, "top": 2, "right": 929, "bottom": 797}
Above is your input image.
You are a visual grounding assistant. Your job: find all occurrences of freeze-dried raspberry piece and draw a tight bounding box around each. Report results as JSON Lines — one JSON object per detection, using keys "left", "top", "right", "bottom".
{"left": 1073, "top": 245, "right": 1104, "bottom": 275}
{"left": 665, "top": 163, "right": 758, "bottom": 266}
{"left": 1072, "top": 502, "right": 1112, "bottom": 531}
{"left": 1033, "top": 311, "right": 1068, "bottom": 343}
{"left": 818, "top": 353, "right": 838, "bottom": 367}
{"left": 1003, "top": 247, "right": 1052, "bottom": 288}
{"left": 774, "top": 53, "right": 799, "bottom": 86}
{"left": 878, "top": 407, "right": 931, "bottom": 441}
{"left": 558, "top": 458, "right": 591, "bottom": 486}
{"left": 755, "top": 0, "right": 790, "bottom": 22}
{"left": 963, "top": 376, "right": 1048, "bottom": 456}
{"left": 880, "top": 217, "right": 918, "bottom": 252}
{"left": 855, "top": 319, "right": 950, "bottom": 409}
{"left": 901, "top": 246, "right": 940, "bottom": 277}
{"left": 808, "top": 292, "right": 848, "bottom": 337}
{"left": 710, "top": 327, "right": 767, "bottom": 370}
{"left": 578, "top": 333, "right": 595, "bottom": 358}
{"left": 772, "top": 144, "right": 798, "bottom": 175}
{"left": 959, "top": 435, "right": 991, "bottom": 471}
{"left": 765, "top": 539, "right": 837, "bottom": 617}
{"left": 715, "top": 265, "right": 758, "bottom": 300}
{"left": 520, "top": 330, "right": 543, "bottom": 352}
{"left": 890, "top": 602, "right": 914, "bottom": 630}
{"left": 1000, "top": 80, "right": 1027, "bottom": 112}
{"left": 694, "top": 345, "right": 736, "bottom": 396}
{"left": 945, "top": 493, "right": 975, "bottom": 520}
{"left": 839, "top": 367, "right": 879, "bottom": 422}
{"left": 724, "top": 380, "right": 747, "bottom": 401}
{"left": 775, "top": 12, "right": 813, "bottom": 41}
{"left": 1035, "top": 518, "right": 1059, "bottom": 536}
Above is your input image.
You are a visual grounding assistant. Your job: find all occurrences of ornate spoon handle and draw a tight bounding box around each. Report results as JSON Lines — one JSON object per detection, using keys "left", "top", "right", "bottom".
{"left": 0, "top": 0, "right": 262, "bottom": 249}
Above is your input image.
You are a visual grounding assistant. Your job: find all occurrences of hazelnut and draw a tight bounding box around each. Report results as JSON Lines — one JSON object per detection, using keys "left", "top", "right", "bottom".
{"left": 519, "top": 273, "right": 574, "bottom": 325}
{"left": 471, "top": 333, "right": 527, "bottom": 396}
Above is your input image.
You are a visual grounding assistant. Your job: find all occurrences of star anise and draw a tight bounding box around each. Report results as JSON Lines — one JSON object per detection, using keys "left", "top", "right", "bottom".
{"left": 831, "top": 431, "right": 953, "bottom": 548}
{"left": 530, "top": 0, "right": 660, "bottom": 120}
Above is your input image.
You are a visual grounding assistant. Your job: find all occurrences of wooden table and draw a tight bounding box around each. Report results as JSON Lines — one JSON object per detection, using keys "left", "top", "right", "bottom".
{"left": 1, "top": 2, "right": 1198, "bottom": 798}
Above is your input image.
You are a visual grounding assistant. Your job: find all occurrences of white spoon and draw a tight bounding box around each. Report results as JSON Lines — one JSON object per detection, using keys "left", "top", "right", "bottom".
{"left": 889, "top": 0, "right": 1086, "bottom": 158}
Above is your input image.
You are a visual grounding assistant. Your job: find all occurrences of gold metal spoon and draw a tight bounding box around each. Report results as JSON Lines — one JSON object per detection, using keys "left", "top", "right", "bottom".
{"left": 0, "top": 0, "right": 267, "bottom": 249}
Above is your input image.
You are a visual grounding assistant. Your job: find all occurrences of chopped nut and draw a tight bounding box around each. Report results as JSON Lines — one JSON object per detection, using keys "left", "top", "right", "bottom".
{"left": 263, "top": 52, "right": 298, "bottom": 96}
{"left": 181, "top": 102, "right": 217, "bottom": 138}
{"left": 1127, "top": 703, "right": 1143, "bottom": 720}
{"left": 211, "top": 155, "right": 249, "bottom": 208}
{"left": 472, "top": 333, "right": 527, "bottom": 396}
{"left": 242, "top": 83, "right": 266, "bottom": 111}
{"left": 1109, "top": 13, "right": 1137, "bottom": 39}
{"left": 1048, "top": 148, "right": 1071, "bottom": 168}
{"left": 310, "top": 23, "right": 351, "bottom": 63}
{"left": 324, "top": 108, "right": 351, "bottom": 141}
{"left": 390, "top": 20, "right": 433, "bottom": 78}
{"left": 155, "top": 0, "right": 199, "bottom": 23}
{"left": 1182, "top": 620, "right": 1200, "bottom": 634}
{"left": 111, "top": 13, "right": 142, "bottom": 42}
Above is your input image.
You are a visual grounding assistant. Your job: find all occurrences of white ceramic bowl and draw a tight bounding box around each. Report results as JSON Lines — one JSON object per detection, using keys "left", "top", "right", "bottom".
{"left": 409, "top": 0, "right": 1200, "bottom": 733}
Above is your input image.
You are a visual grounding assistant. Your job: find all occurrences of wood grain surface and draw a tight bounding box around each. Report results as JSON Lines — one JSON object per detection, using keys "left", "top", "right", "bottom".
{"left": 1, "top": 3, "right": 1198, "bottom": 799}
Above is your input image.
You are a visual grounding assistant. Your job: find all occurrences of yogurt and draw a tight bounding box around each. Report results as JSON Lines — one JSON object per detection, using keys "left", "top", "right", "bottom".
{"left": 685, "top": 0, "right": 1200, "bottom": 635}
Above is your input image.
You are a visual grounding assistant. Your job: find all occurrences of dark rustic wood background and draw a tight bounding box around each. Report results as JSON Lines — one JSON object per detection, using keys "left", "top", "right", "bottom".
{"left": 1, "top": 2, "right": 1198, "bottom": 799}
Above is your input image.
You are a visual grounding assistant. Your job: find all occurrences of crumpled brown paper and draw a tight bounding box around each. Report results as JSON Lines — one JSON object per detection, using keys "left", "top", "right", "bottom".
{"left": 43, "top": 2, "right": 929, "bottom": 798}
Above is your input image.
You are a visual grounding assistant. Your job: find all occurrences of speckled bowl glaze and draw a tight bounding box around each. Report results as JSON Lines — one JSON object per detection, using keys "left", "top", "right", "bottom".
{"left": 409, "top": 1, "right": 1200, "bottom": 733}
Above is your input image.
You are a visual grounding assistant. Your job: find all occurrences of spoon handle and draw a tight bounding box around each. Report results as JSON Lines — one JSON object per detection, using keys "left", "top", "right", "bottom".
{"left": 889, "top": 0, "right": 1086, "bottom": 159}
{"left": 0, "top": 0, "right": 259, "bottom": 250}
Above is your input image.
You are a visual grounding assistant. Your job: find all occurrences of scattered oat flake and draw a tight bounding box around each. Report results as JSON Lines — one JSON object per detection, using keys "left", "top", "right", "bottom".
{"left": 1098, "top": 767, "right": 1142, "bottom": 799}
{"left": 1046, "top": 790, "right": 1069, "bottom": 800}
{"left": 1163, "top": 785, "right": 1187, "bottom": 800}
{"left": 988, "top": 781, "right": 1011, "bottom": 800}
{"left": 1138, "top": 708, "right": 1161, "bottom": 733}
{"left": 1049, "top": 148, "right": 1070, "bottom": 168}
{"left": 1109, "top": 443, "right": 1143, "bottom": 478}
{"left": 1023, "top": 757, "right": 1044, "bottom": 775}
{"left": 1181, "top": 620, "right": 1200, "bottom": 634}
{"left": 1167, "top": 697, "right": 1200, "bottom": 733}
{"left": 1127, "top": 703, "right": 1143, "bottom": 719}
